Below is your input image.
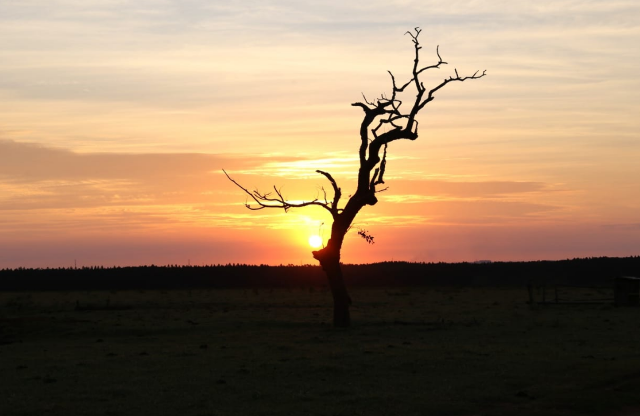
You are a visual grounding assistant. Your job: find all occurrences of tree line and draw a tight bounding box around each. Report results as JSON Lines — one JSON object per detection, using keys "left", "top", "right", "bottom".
{"left": 1, "top": 256, "right": 639, "bottom": 291}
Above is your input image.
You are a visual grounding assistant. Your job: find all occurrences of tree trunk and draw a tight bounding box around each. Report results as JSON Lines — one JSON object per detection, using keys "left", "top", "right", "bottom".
{"left": 313, "top": 245, "right": 352, "bottom": 327}
{"left": 325, "top": 260, "right": 351, "bottom": 327}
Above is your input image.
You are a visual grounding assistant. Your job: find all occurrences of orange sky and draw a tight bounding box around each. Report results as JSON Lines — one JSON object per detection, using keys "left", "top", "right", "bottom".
{"left": 1, "top": 1, "right": 639, "bottom": 268}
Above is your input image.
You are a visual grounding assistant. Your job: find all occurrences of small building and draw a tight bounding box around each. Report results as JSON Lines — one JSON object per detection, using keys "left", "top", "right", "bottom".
{"left": 614, "top": 276, "right": 640, "bottom": 306}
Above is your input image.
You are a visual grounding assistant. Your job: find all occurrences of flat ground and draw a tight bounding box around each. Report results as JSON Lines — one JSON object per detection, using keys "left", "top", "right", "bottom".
{"left": 1, "top": 286, "right": 639, "bottom": 416}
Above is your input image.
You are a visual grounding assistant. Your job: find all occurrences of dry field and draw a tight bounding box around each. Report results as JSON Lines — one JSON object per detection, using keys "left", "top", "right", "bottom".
{"left": 1, "top": 286, "right": 640, "bottom": 416}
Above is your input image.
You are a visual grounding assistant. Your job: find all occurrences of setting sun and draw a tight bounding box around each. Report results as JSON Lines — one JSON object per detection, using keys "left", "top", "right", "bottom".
{"left": 308, "top": 235, "right": 323, "bottom": 249}
{"left": 1, "top": 1, "right": 640, "bottom": 269}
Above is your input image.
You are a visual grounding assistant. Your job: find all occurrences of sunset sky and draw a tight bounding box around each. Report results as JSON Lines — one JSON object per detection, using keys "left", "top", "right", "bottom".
{"left": 1, "top": 1, "right": 639, "bottom": 268}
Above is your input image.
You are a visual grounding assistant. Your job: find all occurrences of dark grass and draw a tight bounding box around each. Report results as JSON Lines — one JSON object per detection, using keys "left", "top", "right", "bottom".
{"left": 1, "top": 287, "right": 640, "bottom": 416}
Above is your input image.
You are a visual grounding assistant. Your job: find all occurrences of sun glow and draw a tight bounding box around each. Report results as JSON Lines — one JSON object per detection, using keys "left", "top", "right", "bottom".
{"left": 308, "top": 235, "right": 323, "bottom": 248}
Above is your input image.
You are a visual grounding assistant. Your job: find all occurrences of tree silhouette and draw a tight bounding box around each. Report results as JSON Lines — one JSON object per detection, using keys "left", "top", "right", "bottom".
{"left": 225, "top": 28, "right": 485, "bottom": 327}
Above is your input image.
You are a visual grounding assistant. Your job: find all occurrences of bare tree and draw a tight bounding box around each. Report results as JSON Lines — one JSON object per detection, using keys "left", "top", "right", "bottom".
{"left": 225, "top": 28, "right": 485, "bottom": 327}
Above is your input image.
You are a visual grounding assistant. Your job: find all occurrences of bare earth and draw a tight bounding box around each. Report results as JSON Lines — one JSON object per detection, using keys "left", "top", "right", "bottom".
{"left": 1, "top": 287, "right": 640, "bottom": 416}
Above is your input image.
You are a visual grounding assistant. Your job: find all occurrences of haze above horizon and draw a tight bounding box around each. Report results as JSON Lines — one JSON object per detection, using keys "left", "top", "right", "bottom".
{"left": 1, "top": 1, "right": 639, "bottom": 268}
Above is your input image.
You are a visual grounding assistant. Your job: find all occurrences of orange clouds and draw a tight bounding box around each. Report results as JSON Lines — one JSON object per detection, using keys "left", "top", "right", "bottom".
{"left": 2, "top": 139, "right": 639, "bottom": 268}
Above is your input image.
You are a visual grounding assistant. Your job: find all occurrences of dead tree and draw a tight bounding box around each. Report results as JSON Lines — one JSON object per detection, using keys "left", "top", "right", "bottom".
{"left": 225, "top": 28, "right": 485, "bottom": 327}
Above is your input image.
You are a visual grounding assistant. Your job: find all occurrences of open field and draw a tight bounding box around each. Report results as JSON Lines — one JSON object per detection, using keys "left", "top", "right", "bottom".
{"left": 2, "top": 287, "right": 640, "bottom": 416}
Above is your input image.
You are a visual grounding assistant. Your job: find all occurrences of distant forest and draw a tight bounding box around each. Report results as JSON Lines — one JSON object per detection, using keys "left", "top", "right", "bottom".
{"left": 1, "top": 257, "right": 639, "bottom": 291}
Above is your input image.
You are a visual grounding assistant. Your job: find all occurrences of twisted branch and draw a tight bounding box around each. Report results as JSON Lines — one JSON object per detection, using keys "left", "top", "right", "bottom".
{"left": 226, "top": 27, "right": 485, "bottom": 244}
{"left": 223, "top": 169, "right": 342, "bottom": 218}
{"left": 350, "top": 27, "right": 485, "bottom": 205}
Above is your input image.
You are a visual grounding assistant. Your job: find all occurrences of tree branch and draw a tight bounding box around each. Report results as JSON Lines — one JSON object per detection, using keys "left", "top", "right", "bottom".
{"left": 418, "top": 69, "right": 487, "bottom": 111}
{"left": 316, "top": 169, "right": 342, "bottom": 216}
{"left": 223, "top": 169, "right": 335, "bottom": 215}
{"left": 347, "top": 26, "right": 485, "bottom": 213}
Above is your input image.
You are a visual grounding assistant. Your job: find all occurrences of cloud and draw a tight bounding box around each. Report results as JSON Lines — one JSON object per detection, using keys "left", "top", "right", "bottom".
{"left": 382, "top": 179, "right": 548, "bottom": 199}
{"left": 601, "top": 223, "right": 640, "bottom": 230}
{"left": 0, "top": 141, "right": 341, "bottom": 248}
{"left": 0, "top": 140, "right": 321, "bottom": 211}
{"left": 0, "top": 139, "right": 230, "bottom": 181}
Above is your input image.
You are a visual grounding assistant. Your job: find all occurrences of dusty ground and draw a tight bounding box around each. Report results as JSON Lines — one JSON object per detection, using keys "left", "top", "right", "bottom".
{"left": 1, "top": 286, "right": 640, "bottom": 416}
